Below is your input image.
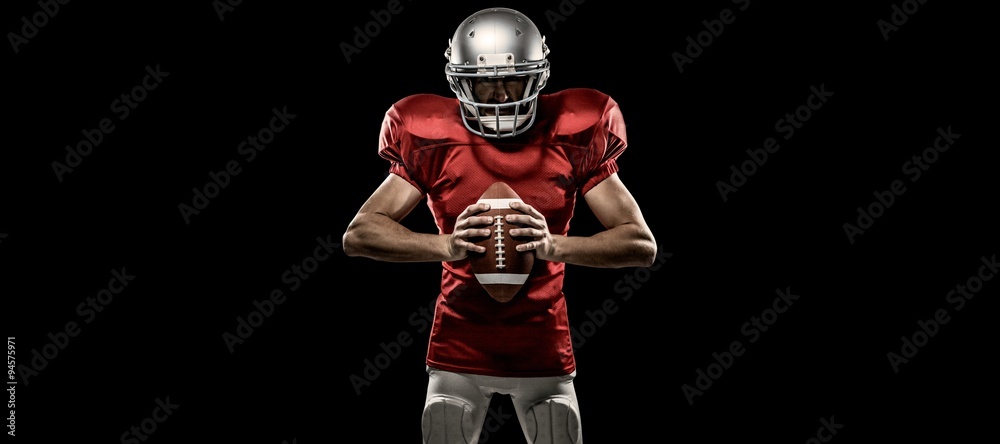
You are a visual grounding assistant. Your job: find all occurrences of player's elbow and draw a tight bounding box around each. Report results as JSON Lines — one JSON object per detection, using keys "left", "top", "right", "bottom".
{"left": 343, "top": 211, "right": 397, "bottom": 258}
{"left": 633, "top": 228, "right": 658, "bottom": 267}
{"left": 636, "top": 237, "right": 658, "bottom": 267}
{"left": 341, "top": 230, "right": 359, "bottom": 257}
{"left": 341, "top": 221, "right": 365, "bottom": 258}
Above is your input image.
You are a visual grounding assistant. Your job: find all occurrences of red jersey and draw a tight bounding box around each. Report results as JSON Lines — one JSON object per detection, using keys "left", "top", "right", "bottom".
{"left": 378, "top": 88, "right": 627, "bottom": 377}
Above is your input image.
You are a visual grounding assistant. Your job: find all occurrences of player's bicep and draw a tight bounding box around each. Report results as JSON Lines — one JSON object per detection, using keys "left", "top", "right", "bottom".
{"left": 582, "top": 173, "right": 649, "bottom": 230}
{"left": 357, "top": 173, "right": 424, "bottom": 222}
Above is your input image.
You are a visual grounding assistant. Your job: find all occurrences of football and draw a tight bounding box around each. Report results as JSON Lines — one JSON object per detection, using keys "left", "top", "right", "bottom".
{"left": 468, "top": 182, "right": 535, "bottom": 303}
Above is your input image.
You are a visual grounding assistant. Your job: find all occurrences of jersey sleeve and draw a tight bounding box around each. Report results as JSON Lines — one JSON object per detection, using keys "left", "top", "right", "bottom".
{"left": 377, "top": 102, "right": 427, "bottom": 194}
{"left": 579, "top": 95, "right": 628, "bottom": 195}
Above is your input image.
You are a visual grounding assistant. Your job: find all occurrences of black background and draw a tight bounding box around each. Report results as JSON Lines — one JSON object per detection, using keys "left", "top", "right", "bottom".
{"left": 1, "top": 1, "right": 994, "bottom": 443}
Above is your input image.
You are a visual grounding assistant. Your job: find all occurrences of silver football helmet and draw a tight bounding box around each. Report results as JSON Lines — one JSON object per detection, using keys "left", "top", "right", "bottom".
{"left": 444, "top": 8, "right": 550, "bottom": 138}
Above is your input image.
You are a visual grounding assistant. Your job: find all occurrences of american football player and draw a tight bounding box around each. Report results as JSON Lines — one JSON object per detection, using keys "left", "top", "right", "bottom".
{"left": 343, "top": 7, "right": 657, "bottom": 444}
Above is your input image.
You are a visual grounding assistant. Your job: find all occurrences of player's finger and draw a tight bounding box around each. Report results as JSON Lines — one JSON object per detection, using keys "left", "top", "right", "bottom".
{"left": 450, "top": 235, "right": 483, "bottom": 254}
{"left": 510, "top": 200, "right": 541, "bottom": 218}
{"left": 509, "top": 228, "right": 540, "bottom": 238}
{"left": 459, "top": 202, "right": 490, "bottom": 218}
{"left": 457, "top": 227, "right": 491, "bottom": 240}
{"left": 516, "top": 241, "right": 537, "bottom": 251}
{"left": 456, "top": 215, "right": 494, "bottom": 229}
{"left": 505, "top": 213, "right": 542, "bottom": 228}
{"left": 461, "top": 239, "right": 486, "bottom": 253}
{"left": 472, "top": 228, "right": 493, "bottom": 238}
{"left": 455, "top": 204, "right": 490, "bottom": 228}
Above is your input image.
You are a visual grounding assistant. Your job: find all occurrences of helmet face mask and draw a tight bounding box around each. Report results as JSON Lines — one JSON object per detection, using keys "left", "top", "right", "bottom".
{"left": 444, "top": 8, "right": 550, "bottom": 138}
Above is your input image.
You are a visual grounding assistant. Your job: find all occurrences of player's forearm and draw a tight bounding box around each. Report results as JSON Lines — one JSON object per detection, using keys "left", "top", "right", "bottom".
{"left": 549, "top": 223, "right": 657, "bottom": 268}
{"left": 342, "top": 212, "right": 451, "bottom": 262}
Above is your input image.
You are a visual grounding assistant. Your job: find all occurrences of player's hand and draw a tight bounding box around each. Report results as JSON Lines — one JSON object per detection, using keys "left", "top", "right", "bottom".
{"left": 506, "top": 201, "right": 555, "bottom": 261}
{"left": 447, "top": 203, "right": 494, "bottom": 260}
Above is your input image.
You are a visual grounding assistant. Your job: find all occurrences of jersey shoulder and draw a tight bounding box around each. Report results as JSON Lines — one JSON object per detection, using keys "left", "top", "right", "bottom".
{"left": 389, "top": 93, "right": 456, "bottom": 118}
{"left": 537, "top": 88, "right": 625, "bottom": 137}
{"left": 537, "top": 88, "right": 626, "bottom": 143}
{"left": 385, "top": 93, "right": 465, "bottom": 137}
{"left": 379, "top": 93, "right": 471, "bottom": 158}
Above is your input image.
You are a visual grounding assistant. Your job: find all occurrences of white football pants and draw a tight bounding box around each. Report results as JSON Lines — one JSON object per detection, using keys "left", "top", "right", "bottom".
{"left": 422, "top": 366, "right": 582, "bottom": 444}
